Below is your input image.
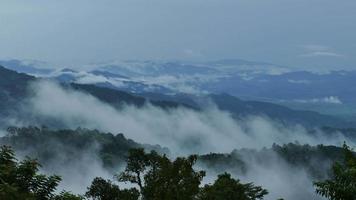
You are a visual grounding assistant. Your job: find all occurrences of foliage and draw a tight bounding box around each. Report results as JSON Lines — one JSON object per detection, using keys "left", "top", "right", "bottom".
{"left": 142, "top": 154, "right": 205, "bottom": 199}
{"left": 54, "top": 191, "right": 84, "bottom": 200}
{"left": 0, "top": 126, "right": 166, "bottom": 169}
{"left": 198, "top": 172, "right": 268, "bottom": 200}
{"left": 85, "top": 177, "right": 139, "bottom": 200}
{"left": 198, "top": 152, "right": 247, "bottom": 175}
{"left": 0, "top": 145, "right": 83, "bottom": 200}
{"left": 117, "top": 148, "right": 150, "bottom": 192}
{"left": 314, "top": 143, "right": 356, "bottom": 200}
{"left": 118, "top": 149, "right": 205, "bottom": 199}
{"left": 199, "top": 143, "right": 346, "bottom": 180}
{"left": 4, "top": 126, "right": 354, "bottom": 200}
{"left": 1, "top": 127, "right": 346, "bottom": 180}
{"left": 117, "top": 148, "right": 267, "bottom": 200}
{"left": 272, "top": 143, "right": 345, "bottom": 179}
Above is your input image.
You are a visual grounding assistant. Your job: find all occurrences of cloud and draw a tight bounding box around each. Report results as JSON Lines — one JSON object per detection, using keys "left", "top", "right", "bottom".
{"left": 300, "top": 44, "right": 345, "bottom": 58}
{"left": 302, "top": 51, "right": 344, "bottom": 57}
{"left": 287, "top": 79, "right": 311, "bottom": 84}
{"left": 303, "top": 45, "right": 331, "bottom": 52}
{"left": 12, "top": 138, "right": 113, "bottom": 195}
{"left": 294, "top": 96, "right": 343, "bottom": 104}
{"left": 5, "top": 80, "right": 353, "bottom": 199}
{"left": 200, "top": 150, "right": 326, "bottom": 200}
{"left": 182, "top": 49, "right": 204, "bottom": 59}
{"left": 15, "top": 80, "right": 350, "bottom": 154}
{"left": 137, "top": 74, "right": 211, "bottom": 94}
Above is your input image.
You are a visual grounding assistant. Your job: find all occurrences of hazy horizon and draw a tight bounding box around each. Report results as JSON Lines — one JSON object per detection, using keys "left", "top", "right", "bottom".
{"left": 1, "top": 0, "right": 356, "bottom": 71}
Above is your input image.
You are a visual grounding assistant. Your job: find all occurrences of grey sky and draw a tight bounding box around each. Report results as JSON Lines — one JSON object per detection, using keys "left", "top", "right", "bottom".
{"left": 0, "top": 0, "right": 355, "bottom": 69}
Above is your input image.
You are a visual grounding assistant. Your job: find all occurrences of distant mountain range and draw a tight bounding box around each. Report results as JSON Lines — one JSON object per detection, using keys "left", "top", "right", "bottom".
{"left": 0, "top": 64, "right": 355, "bottom": 129}
{"left": 0, "top": 59, "right": 52, "bottom": 75}
{"left": 2, "top": 59, "right": 356, "bottom": 104}
{"left": 0, "top": 66, "right": 35, "bottom": 113}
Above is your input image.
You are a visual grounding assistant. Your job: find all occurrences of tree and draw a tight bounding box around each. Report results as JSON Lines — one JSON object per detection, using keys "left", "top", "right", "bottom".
{"left": 117, "top": 148, "right": 268, "bottom": 200}
{"left": 0, "top": 145, "right": 79, "bottom": 200}
{"left": 117, "top": 148, "right": 205, "bottom": 200}
{"left": 142, "top": 154, "right": 205, "bottom": 200}
{"left": 117, "top": 148, "right": 149, "bottom": 193}
{"left": 0, "top": 145, "right": 61, "bottom": 200}
{"left": 314, "top": 143, "right": 356, "bottom": 200}
{"left": 198, "top": 172, "right": 268, "bottom": 200}
{"left": 85, "top": 177, "right": 139, "bottom": 200}
{"left": 54, "top": 191, "right": 84, "bottom": 200}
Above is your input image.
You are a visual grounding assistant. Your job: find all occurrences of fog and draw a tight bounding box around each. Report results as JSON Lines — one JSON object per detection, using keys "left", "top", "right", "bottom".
{"left": 21, "top": 81, "right": 350, "bottom": 154}
{"left": 198, "top": 149, "right": 329, "bottom": 200}
{"left": 1, "top": 0, "right": 356, "bottom": 70}
{"left": 243, "top": 158, "right": 321, "bottom": 200}
{"left": 4, "top": 80, "right": 353, "bottom": 199}
{"left": 14, "top": 142, "right": 112, "bottom": 194}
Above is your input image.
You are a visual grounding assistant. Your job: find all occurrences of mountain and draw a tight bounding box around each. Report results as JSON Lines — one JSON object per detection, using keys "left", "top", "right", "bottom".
{"left": 4, "top": 59, "right": 356, "bottom": 105}
{"left": 70, "top": 83, "right": 190, "bottom": 109}
{"left": 96, "top": 60, "right": 219, "bottom": 77}
{"left": 0, "top": 64, "right": 355, "bottom": 129}
{"left": 0, "top": 65, "right": 191, "bottom": 114}
{"left": 49, "top": 67, "right": 175, "bottom": 94}
{"left": 93, "top": 60, "right": 356, "bottom": 105}
{"left": 204, "top": 70, "right": 356, "bottom": 103}
{"left": 0, "top": 66, "right": 35, "bottom": 112}
{"left": 50, "top": 61, "right": 356, "bottom": 105}
{"left": 140, "top": 92, "right": 355, "bottom": 128}
{"left": 35, "top": 59, "right": 288, "bottom": 95}
{"left": 90, "top": 70, "right": 128, "bottom": 79}
{"left": 208, "top": 94, "right": 354, "bottom": 128}
{"left": 0, "top": 59, "right": 53, "bottom": 75}
{"left": 0, "top": 65, "right": 35, "bottom": 92}
{"left": 7, "top": 59, "right": 356, "bottom": 104}
{"left": 0, "top": 126, "right": 168, "bottom": 170}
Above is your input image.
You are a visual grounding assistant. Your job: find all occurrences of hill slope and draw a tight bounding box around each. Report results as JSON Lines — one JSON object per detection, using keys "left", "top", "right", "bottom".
{"left": 0, "top": 65, "right": 354, "bottom": 129}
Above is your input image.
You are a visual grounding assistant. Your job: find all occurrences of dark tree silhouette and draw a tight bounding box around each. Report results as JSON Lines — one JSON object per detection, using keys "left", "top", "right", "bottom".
{"left": 86, "top": 177, "right": 139, "bottom": 200}
{"left": 117, "top": 148, "right": 268, "bottom": 200}
{"left": 0, "top": 145, "right": 82, "bottom": 200}
{"left": 198, "top": 172, "right": 268, "bottom": 200}
{"left": 314, "top": 143, "right": 356, "bottom": 200}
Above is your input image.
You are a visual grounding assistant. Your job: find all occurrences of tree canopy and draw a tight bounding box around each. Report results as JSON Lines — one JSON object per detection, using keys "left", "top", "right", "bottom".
{"left": 198, "top": 172, "right": 268, "bottom": 200}
{"left": 314, "top": 143, "right": 356, "bottom": 200}
{"left": 2, "top": 127, "right": 355, "bottom": 200}
{"left": 85, "top": 177, "right": 139, "bottom": 200}
{"left": 0, "top": 145, "right": 83, "bottom": 200}
{"left": 113, "top": 148, "right": 268, "bottom": 200}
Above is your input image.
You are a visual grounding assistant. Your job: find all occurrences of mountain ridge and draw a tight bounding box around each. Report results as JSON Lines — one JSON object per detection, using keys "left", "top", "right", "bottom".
{"left": 0, "top": 64, "right": 355, "bottom": 129}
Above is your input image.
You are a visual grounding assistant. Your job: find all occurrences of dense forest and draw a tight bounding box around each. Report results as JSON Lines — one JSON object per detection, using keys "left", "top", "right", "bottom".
{"left": 0, "top": 127, "right": 355, "bottom": 199}
{"left": 0, "top": 127, "right": 347, "bottom": 175}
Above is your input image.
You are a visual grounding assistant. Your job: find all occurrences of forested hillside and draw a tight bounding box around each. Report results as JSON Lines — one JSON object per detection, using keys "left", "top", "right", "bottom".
{"left": 1, "top": 127, "right": 355, "bottom": 200}
{"left": 0, "top": 127, "right": 166, "bottom": 170}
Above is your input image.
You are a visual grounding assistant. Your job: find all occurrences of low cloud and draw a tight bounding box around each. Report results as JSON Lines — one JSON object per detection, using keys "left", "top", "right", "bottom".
{"left": 16, "top": 144, "right": 112, "bottom": 195}
{"left": 300, "top": 44, "right": 345, "bottom": 58}
{"left": 294, "top": 96, "right": 343, "bottom": 104}
{"left": 4, "top": 80, "right": 353, "bottom": 199}
{"left": 136, "top": 74, "right": 212, "bottom": 94}
{"left": 287, "top": 79, "right": 311, "bottom": 84}
{"left": 200, "top": 150, "right": 326, "bottom": 200}
{"left": 302, "top": 51, "right": 344, "bottom": 57}
{"left": 18, "top": 81, "right": 350, "bottom": 155}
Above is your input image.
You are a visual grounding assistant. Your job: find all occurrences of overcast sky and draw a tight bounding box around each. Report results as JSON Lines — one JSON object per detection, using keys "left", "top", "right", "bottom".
{"left": 0, "top": 0, "right": 355, "bottom": 70}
